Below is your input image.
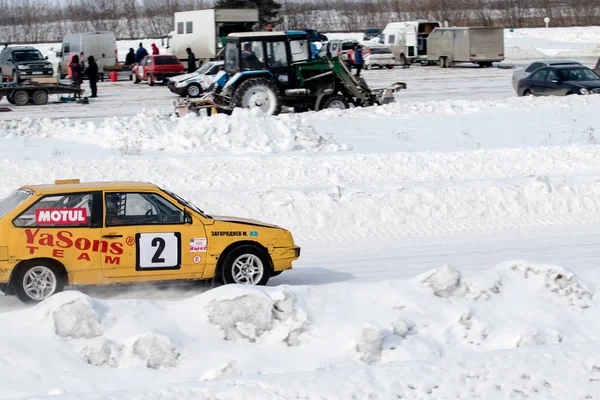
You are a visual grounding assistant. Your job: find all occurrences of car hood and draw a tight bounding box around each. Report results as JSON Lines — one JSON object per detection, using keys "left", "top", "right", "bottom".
{"left": 169, "top": 72, "right": 199, "bottom": 82}
{"left": 211, "top": 215, "right": 280, "bottom": 229}
{"left": 16, "top": 60, "right": 51, "bottom": 67}
{"left": 567, "top": 80, "right": 600, "bottom": 89}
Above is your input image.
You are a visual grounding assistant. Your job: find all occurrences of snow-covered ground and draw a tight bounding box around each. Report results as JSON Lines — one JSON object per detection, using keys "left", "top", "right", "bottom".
{"left": 1, "top": 26, "right": 600, "bottom": 399}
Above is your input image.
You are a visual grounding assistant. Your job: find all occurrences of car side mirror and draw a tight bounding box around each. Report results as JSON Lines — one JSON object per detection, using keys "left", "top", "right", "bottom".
{"left": 45, "top": 56, "right": 48, "bottom": 60}
{"left": 552, "top": 79, "right": 560, "bottom": 84}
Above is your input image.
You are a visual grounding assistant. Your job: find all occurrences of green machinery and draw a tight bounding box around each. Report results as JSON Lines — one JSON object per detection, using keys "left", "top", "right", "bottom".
{"left": 175, "top": 31, "right": 406, "bottom": 116}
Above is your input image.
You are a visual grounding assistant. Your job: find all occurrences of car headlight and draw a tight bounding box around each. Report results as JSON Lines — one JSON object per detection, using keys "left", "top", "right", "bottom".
{"left": 580, "top": 88, "right": 590, "bottom": 95}
{"left": 17, "top": 65, "right": 29, "bottom": 70}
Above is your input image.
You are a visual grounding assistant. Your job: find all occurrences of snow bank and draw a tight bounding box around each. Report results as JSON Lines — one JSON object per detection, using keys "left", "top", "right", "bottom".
{"left": 0, "top": 108, "right": 345, "bottom": 154}
{"left": 37, "top": 341, "right": 600, "bottom": 399}
{"left": 1, "top": 261, "right": 599, "bottom": 398}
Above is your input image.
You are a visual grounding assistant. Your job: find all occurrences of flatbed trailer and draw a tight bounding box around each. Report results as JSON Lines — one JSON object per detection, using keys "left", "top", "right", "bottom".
{"left": 0, "top": 81, "right": 83, "bottom": 106}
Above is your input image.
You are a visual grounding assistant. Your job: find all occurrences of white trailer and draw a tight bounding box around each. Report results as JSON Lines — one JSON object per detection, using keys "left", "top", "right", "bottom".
{"left": 163, "top": 9, "right": 259, "bottom": 66}
{"left": 381, "top": 20, "right": 441, "bottom": 65}
{"left": 426, "top": 27, "right": 505, "bottom": 68}
{"left": 56, "top": 31, "right": 118, "bottom": 80}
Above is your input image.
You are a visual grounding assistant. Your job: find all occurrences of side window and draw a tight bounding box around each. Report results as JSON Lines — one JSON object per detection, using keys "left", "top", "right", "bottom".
{"left": 177, "top": 22, "right": 184, "bottom": 35}
{"left": 186, "top": 21, "right": 193, "bottom": 34}
{"left": 266, "top": 41, "right": 288, "bottom": 67}
{"left": 546, "top": 69, "right": 558, "bottom": 81}
{"left": 14, "top": 193, "right": 93, "bottom": 228}
{"left": 105, "top": 192, "right": 184, "bottom": 227}
{"left": 290, "top": 39, "right": 309, "bottom": 62}
{"left": 525, "top": 62, "right": 542, "bottom": 73}
{"left": 241, "top": 41, "right": 265, "bottom": 70}
{"left": 388, "top": 35, "right": 396, "bottom": 44}
{"left": 63, "top": 43, "right": 70, "bottom": 53}
{"left": 145, "top": 57, "right": 152, "bottom": 66}
{"left": 531, "top": 69, "right": 547, "bottom": 81}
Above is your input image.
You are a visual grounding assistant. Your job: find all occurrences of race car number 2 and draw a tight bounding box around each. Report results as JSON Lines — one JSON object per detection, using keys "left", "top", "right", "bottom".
{"left": 136, "top": 232, "right": 181, "bottom": 271}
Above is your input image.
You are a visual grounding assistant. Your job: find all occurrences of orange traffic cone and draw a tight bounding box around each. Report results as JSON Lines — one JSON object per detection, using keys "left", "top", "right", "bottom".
{"left": 109, "top": 71, "right": 118, "bottom": 82}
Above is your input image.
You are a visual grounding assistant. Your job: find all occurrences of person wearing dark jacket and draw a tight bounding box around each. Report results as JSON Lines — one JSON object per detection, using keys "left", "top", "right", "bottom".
{"left": 69, "top": 54, "right": 83, "bottom": 98}
{"left": 353, "top": 45, "right": 364, "bottom": 77}
{"left": 85, "top": 56, "right": 99, "bottom": 98}
{"left": 186, "top": 47, "right": 196, "bottom": 72}
{"left": 135, "top": 42, "right": 148, "bottom": 64}
{"left": 125, "top": 48, "right": 135, "bottom": 66}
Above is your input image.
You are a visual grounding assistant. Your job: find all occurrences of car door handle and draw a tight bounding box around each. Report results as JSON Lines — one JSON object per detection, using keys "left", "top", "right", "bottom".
{"left": 102, "top": 234, "right": 123, "bottom": 239}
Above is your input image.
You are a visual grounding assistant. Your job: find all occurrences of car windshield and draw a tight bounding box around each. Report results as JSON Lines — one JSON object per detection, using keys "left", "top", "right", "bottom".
{"left": 154, "top": 56, "right": 180, "bottom": 65}
{"left": 12, "top": 50, "right": 44, "bottom": 62}
{"left": 0, "top": 189, "right": 33, "bottom": 220}
{"left": 161, "top": 188, "right": 211, "bottom": 219}
{"left": 370, "top": 47, "right": 391, "bottom": 54}
{"left": 366, "top": 29, "right": 380, "bottom": 34}
{"left": 195, "top": 63, "right": 214, "bottom": 74}
{"left": 557, "top": 67, "right": 599, "bottom": 81}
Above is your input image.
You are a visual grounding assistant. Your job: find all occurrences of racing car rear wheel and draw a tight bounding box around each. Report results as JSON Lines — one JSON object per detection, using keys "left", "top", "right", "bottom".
{"left": 13, "top": 260, "right": 66, "bottom": 303}
{"left": 221, "top": 245, "right": 271, "bottom": 286}
{"left": 186, "top": 83, "right": 202, "bottom": 98}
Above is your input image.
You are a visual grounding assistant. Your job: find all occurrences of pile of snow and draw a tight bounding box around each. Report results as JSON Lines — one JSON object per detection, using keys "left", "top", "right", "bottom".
{"left": 0, "top": 108, "right": 346, "bottom": 154}
{"left": 0, "top": 261, "right": 598, "bottom": 398}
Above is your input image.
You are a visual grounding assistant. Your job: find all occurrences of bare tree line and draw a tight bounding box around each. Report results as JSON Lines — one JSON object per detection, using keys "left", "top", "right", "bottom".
{"left": 0, "top": 0, "right": 598, "bottom": 43}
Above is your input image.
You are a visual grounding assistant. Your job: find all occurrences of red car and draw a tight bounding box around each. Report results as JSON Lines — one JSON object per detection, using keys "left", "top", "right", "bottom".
{"left": 133, "top": 55, "right": 185, "bottom": 86}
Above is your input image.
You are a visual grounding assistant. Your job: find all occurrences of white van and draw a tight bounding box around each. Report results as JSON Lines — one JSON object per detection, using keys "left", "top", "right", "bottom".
{"left": 56, "top": 31, "right": 118, "bottom": 80}
{"left": 382, "top": 20, "right": 441, "bottom": 65}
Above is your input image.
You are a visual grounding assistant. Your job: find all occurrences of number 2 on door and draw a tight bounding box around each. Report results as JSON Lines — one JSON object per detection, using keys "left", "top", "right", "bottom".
{"left": 136, "top": 232, "right": 181, "bottom": 271}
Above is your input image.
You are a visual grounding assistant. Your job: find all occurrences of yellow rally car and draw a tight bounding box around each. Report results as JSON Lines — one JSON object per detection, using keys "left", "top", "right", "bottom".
{"left": 0, "top": 180, "right": 300, "bottom": 303}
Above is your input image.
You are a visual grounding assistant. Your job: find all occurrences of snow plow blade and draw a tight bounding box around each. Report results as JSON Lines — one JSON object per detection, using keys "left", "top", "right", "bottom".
{"left": 373, "top": 82, "right": 407, "bottom": 105}
{"left": 174, "top": 94, "right": 218, "bottom": 117}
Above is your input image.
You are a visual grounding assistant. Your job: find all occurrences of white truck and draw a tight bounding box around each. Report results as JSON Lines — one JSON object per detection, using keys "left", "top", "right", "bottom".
{"left": 381, "top": 20, "right": 442, "bottom": 65}
{"left": 426, "top": 27, "right": 505, "bottom": 68}
{"left": 56, "top": 31, "right": 118, "bottom": 80}
{"left": 163, "top": 8, "right": 259, "bottom": 66}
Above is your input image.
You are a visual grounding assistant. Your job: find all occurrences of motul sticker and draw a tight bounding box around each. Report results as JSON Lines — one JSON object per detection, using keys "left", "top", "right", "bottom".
{"left": 35, "top": 208, "right": 88, "bottom": 225}
{"left": 189, "top": 237, "right": 206, "bottom": 252}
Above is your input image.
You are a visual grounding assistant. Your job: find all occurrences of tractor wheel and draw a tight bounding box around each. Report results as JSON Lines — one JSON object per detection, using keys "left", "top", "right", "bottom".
{"left": 322, "top": 95, "right": 349, "bottom": 110}
{"left": 233, "top": 78, "right": 282, "bottom": 115}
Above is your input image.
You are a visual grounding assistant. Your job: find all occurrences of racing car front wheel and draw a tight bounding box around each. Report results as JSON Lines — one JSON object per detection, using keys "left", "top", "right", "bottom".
{"left": 222, "top": 245, "right": 271, "bottom": 286}
{"left": 13, "top": 260, "right": 65, "bottom": 303}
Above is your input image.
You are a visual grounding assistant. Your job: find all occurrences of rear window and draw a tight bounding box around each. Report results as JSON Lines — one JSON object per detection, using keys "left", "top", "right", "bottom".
{"left": 154, "top": 56, "right": 180, "bottom": 65}
{"left": 369, "top": 47, "right": 391, "bottom": 54}
{"left": 342, "top": 42, "right": 357, "bottom": 50}
{"left": 0, "top": 189, "right": 33, "bottom": 220}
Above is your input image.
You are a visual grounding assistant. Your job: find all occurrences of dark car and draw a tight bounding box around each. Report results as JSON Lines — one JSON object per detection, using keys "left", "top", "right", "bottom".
{"left": 517, "top": 65, "right": 600, "bottom": 97}
{"left": 0, "top": 45, "right": 53, "bottom": 83}
{"left": 363, "top": 28, "right": 381, "bottom": 41}
{"left": 303, "top": 29, "right": 328, "bottom": 43}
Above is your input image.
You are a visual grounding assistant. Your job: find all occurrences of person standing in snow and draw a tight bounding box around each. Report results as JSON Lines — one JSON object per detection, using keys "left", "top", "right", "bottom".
{"left": 353, "top": 45, "right": 364, "bottom": 77}
{"left": 151, "top": 43, "right": 159, "bottom": 55}
{"left": 85, "top": 56, "right": 98, "bottom": 98}
{"left": 69, "top": 54, "right": 83, "bottom": 98}
{"left": 135, "top": 42, "right": 148, "bottom": 64}
{"left": 125, "top": 48, "right": 135, "bottom": 66}
{"left": 186, "top": 47, "right": 196, "bottom": 72}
